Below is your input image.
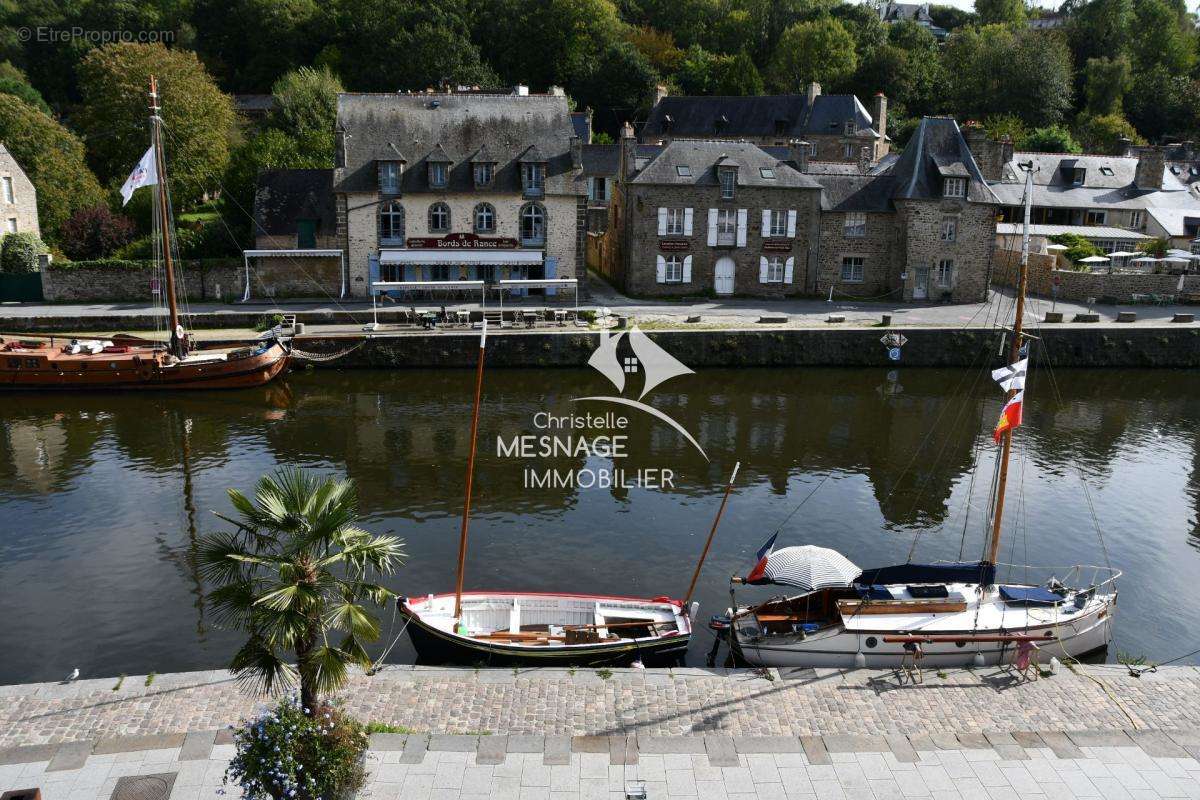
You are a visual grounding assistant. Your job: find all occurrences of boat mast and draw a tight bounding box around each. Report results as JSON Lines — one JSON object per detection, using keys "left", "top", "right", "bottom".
{"left": 986, "top": 162, "right": 1034, "bottom": 566}
{"left": 453, "top": 321, "right": 487, "bottom": 620}
{"left": 682, "top": 462, "right": 740, "bottom": 608}
{"left": 148, "top": 75, "right": 184, "bottom": 358}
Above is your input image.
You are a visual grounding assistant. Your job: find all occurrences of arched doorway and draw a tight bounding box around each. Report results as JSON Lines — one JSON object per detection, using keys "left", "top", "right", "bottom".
{"left": 714, "top": 256, "right": 735, "bottom": 295}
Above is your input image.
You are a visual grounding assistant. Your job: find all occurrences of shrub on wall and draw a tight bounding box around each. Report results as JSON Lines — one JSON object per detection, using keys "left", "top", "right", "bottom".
{"left": 59, "top": 205, "right": 137, "bottom": 260}
{"left": 0, "top": 232, "right": 47, "bottom": 273}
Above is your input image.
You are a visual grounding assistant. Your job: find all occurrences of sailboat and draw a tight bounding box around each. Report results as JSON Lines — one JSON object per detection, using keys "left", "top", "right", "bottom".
{"left": 400, "top": 324, "right": 737, "bottom": 666}
{"left": 0, "top": 76, "right": 289, "bottom": 391}
{"left": 723, "top": 163, "right": 1121, "bottom": 669}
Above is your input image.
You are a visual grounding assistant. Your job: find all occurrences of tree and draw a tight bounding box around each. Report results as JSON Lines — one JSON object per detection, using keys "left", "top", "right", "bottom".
{"left": 191, "top": 0, "right": 326, "bottom": 91}
{"left": 927, "top": 4, "right": 978, "bottom": 31}
{"left": 675, "top": 44, "right": 722, "bottom": 94}
{"left": 0, "top": 98, "right": 106, "bottom": 240}
{"left": 713, "top": 51, "right": 764, "bottom": 95}
{"left": 196, "top": 468, "right": 405, "bottom": 713}
{"left": 1074, "top": 113, "right": 1143, "bottom": 154}
{"left": 1066, "top": 0, "right": 1133, "bottom": 81}
{"left": 269, "top": 66, "right": 344, "bottom": 140}
{"left": 1129, "top": 0, "right": 1195, "bottom": 75}
{"left": 0, "top": 232, "right": 46, "bottom": 274}
{"left": 983, "top": 114, "right": 1028, "bottom": 145}
{"left": 1083, "top": 56, "right": 1132, "bottom": 116}
{"left": 223, "top": 128, "right": 332, "bottom": 243}
{"left": 1137, "top": 237, "right": 1168, "bottom": 258}
{"left": 1126, "top": 66, "right": 1200, "bottom": 141}
{"left": 59, "top": 206, "right": 137, "bottom": 261}
{"left": 976, "top": 0, "right": 1025, "bottom": 26}
{"left": 0, "top": 75, "right": 50, "bottom": 114}
{"left": 571, "top": 41, "right": 659, "bottom": 124}
{"left": 1021, "top": 125, "right": 1082, "bottom": 153}
{"left": 943, "top": 26, "right": 1074, "bottom": 127}
{"left": 626, "top": 26, "right": 684, "bottom": 75}
{"left": 75, "top": 43, "right": 235, "bottom": 208}
{"left": 1048, "top": 232, "right": 1101, "bottom": 264}
{"left": 768, "top": 17, "right": 857, "bottom": 92}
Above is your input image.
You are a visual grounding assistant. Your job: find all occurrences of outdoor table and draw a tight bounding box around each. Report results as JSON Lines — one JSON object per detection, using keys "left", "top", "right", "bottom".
{"left": 553, "top": 309, "right": 567, "bottom": 326}
{"left": 421, "top": 312, "right": 438, "bottom": 330}
{"left": 456, "top": 310, "right": 470, "bottom": 326}
{"left": 522, "top": 311, "right": 538, "bottom": 328}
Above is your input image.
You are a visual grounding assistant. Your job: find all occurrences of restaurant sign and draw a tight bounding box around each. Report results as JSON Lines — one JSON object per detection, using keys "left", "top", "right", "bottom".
{"left": 406, "top": 232, "right": 519, "bottom": 249}
{"left": 658, "top": 239, "right": 690, "bottom": 252}
{"left": 762, "top": 239, "right": 793, "bottom": 253}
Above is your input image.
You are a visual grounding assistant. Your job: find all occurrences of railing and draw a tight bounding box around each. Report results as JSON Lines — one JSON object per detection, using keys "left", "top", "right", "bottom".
{"left": 715, "top": 232, "right": 736, "bottom": 247}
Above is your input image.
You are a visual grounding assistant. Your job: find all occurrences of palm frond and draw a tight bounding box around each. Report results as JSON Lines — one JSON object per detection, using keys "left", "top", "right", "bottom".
{"left": 229, "top": 635, "right": 297, "bottom": 696}
{"left": 323, "top": 601, "right": 381, "bottom": 640}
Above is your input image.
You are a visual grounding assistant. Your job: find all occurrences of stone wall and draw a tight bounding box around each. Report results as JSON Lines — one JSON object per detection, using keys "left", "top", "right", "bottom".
{"left": 622, "top": 184, "right": 823, "bottom": 297}
{"left": 815, "top": 211, "right": 902, "bottom": 299}
{"left": 40, "top": 260, "right": 243, "bottom": 302}
{"left": 992, "top": 248, "right": 1200, "bottom": 302}
{"left": 244, "top": 254, "right": 343, "bottom": 299}
{"left": 895, "top": 198, "right": 995, "bottom": 302}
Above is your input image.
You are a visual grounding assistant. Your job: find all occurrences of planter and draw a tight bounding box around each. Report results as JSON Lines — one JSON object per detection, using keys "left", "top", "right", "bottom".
{"left": 1043, "top": 312, "right": 1063, "bottom": 323}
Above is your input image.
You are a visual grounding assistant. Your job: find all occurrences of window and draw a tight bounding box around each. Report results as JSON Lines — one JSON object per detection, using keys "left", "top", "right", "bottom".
{"left": 1072, "top": 167, "right": 1086, "bottom": 185}
{"left": 589, "top": 177, "right": 609, "bottom": 203}
{"left": 1100, "top": 166, "right": 1114, "bottom": 176}
{"left": 936, "top": 259, "right": 954, "bottom": 289}
{"left": 841, "top": 256, "right": 864, "bottom": 282}
{"left": 473, "top": 163, "right": 494, "bottom": 187}
{"left": 943, "top": 177, "right": 966, "bottom": 198}
{"left": 760, "top": 167, "right": 776, "bottom": 179}
{"left": 664, "top": 255, "right": 684, "bottom": 283}
{"left": 1, "top": 176, "right": 12, "bottom": 204}
{"left": 378, "top": 161, "right": 401, "bottom": 194}
{"left": 429, "top": 162, "right": 448, "bottom": 188}
{"left": 474, "top": 203, "right": 495, "bottom": 233}
{"left": 719, "top": 167, "right": 736, "bottom": 199}
{"left": 1130, "top": 210, "right": 1143, "bottom": 228}
{"left": 843, "top": 143, "right": 855, "bottom": 159}
{"left": 844, "top": 121, "right": 856, "bottom": 136}
{"left": 666, "top": 208, "right": 685, "bottom": 235}
{"left": 431, "top": 265, "right": 454, "bottom": 281}
{"left": 1085, "top": 209, "right": 1107, "bottom": 225}
{"left": 764, "top": 256, "right": 785, "bottom": 283}
{"left": 429, "top": 202, "right": 450, "bottom": 232}
{"left": 378, "top": 201, "right": 404, "bottom": 243}
{"left": 716, "top": 209, "right": 736, "bottom": 245}
{"left": 522, "top": 163, "right": 545, "bottom": 195}
{"left": 676, "top": 165, "right": 692, "bottom": 177}
{"left": 768, "top": 210, "right": 787, "bottom": 238}
{"left": 843, "top": 212, "right": 866, "bottom": 238}
{"left": 940, "top": 217, "right": 957, "bottom": 242}
{"left": 520, "top": 202, "right": 546, "bottom": 245}
{"left": 809, "top": 142, "right": 818, "bottom": 157}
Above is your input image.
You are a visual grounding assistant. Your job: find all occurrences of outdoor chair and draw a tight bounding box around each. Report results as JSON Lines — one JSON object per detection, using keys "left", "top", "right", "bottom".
{"left": 899, "top": 641, "right": 924, "bottom": 684}
{"left": 1013, "top": 640, "right": 1040, "bottom": 681}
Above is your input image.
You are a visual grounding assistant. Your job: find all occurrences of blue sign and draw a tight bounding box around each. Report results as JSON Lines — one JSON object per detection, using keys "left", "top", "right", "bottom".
{"left": 888, "top": 347, "right": 902, "bottom": 362}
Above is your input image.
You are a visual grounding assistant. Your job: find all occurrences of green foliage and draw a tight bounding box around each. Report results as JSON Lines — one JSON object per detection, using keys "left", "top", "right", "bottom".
{"left": 49, "top": 258, "right": 149, "bottom": 271}
{"left": 0, "top": 99, "right": 106, "bottom": 240}
{"left": 1049, "top": 232, "right": 1102, "bottom": 263}
{"left": 0, "top": 76, "right": 50, "bottom": 114}
{"left": 944, "top": 26, "right": 1075, "bottom": 127}
{"left": 222, "top": 127, "right": 331, "bottom": 244}
{"left": 364, "top": 722, "right": 418, "bottom": 734}
{"left": 1125, "top": 66, "right": 1200, "bottom": 141}
{"left": 225, "top": 696, "right": 368, "bottom": 800}
{"left": 196, "top": 468, "right": 406, "bottom": 711}
{"left": 570, "top": 40, "right": 659, "bottom": 120}
{"left": 0, "top": 232, "right": 47, "bottom": 274}
{"left": 1129, "top": 0, "right": 1194, "bottom": 75}
{"left": 75, "top": 43, "right": 235, "bottom": 208}
{"left": 713, "top": 51, "right": 764, "bottom": 95}
{"left": 927, "top": 5, "right": 977, "bottom": 31}
{"left": 626, "top": 26, "right": 683, "bottom": 75}
{"left": 1083, "top": 57, "right": 1132, "bottom": 116}
{"left": 1137, "top": 237, "right": 1168, "bottom": 258}
{"left": 768, "top": 17, "right": 858, "bottom": 92}
{"left": 1021, "top": 125, "right": 1082, "bottom": 153}
{"left": 192, "top": 0, "right": 326, "bottom": 90}
{"left": 975, "top": 0, "right": 1025, "bottom": 26}
{"left": 269, "top": 66, "right": 344, "bottom": 140}
{"left": 982, "top": 114, "right": 1027, "bottom": 145}
{"left": 1074, "top": 113, "right": 1143, "bottom": 154}
{"left": 592, "top": 131, "right": 614, "bottom": 144}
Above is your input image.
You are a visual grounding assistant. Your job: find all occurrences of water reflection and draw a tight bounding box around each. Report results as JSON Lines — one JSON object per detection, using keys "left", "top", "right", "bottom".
{"left": 1, "top": 367, "right": 1199, "bottom": 682}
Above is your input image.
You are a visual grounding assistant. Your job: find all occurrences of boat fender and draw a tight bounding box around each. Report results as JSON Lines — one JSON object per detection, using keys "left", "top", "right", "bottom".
{"left": 708, "top": 614, "right": 732, "bottom": 631}
{"left": 396, "top": 595, "right": 408, "bottom": 609}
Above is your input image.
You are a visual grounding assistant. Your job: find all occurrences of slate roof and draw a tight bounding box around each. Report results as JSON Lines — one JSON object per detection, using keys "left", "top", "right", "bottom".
{"left": 630, "top": 140, "right": 822, "bottom": 190}
{"left": 333, "top": 93, "right": 582, "bottom": 195}
{"left": 889, "top": 117, "right": 998, "bottom": 203}
{"left": 254, "top": 169, "right": 336, "bottom": 236}
{"left": 1145, "top": 206, "right": 1200, "bottom": 237}
{"left": 582, "top": 144, "right": 619, "bottom": 176}
{"left": 641, "top": 94, "right": 877, "bottom": 141}
{"left": 990, "top": 151, "right": 1200, "bottom": 211}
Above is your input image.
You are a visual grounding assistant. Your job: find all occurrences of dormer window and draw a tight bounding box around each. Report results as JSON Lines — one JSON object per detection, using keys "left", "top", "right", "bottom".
{"left": 473, "top": 162, "right": 494, "bottom": 188}
{"left": 844, "top": 121, "right": 856, "bottom": 136}
{"left": 662, "top": 114, "right": 673, "bottom": 133}
{"left": 429, "top": 162, "right": 448, "bottom": 188}
{"left": 719, "top": 166, "right": 737, "bottom": 199}
{"left": 378, "top": 161, "right": 402, "bottom": 194}
{"left": 943, "top": 177, "right": 966, "bottom": 198}
{"left": 1100, "top": 166, "right": 1114, "bottom": 176}
{"left": 1072, "top": 167, "right": 1086, "bottom": 185}
{"left": 522, "top": 162, "right": 545, "bottom": 196}
{"left": 715, "top": 114, "right": 728, "bottom": 133}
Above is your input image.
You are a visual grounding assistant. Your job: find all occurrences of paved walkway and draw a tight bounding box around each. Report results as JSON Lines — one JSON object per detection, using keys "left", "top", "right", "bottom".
{"left": 4, "top": 665, "right": 1200, "bottom": 750}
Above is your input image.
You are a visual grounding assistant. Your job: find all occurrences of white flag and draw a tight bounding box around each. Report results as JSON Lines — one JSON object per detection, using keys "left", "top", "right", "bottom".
{"left": 120, "top": 146, "right": 158, "bottom": 206}
{"left": 991, "top": 357, "right": 1028, "bottom": 392}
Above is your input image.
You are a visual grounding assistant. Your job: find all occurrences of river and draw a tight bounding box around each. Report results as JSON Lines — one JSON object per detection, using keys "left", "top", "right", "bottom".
{"left": 1, "top": 366, "right": 1197, "bottom": 684}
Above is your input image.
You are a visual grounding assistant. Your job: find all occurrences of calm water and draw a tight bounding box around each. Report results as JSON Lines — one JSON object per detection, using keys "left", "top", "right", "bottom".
{"left": 1, "top": 366, "right": 1198, "bottom": 684}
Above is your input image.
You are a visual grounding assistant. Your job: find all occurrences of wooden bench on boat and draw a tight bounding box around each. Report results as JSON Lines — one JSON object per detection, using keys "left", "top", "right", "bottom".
{"left": 837, "top": 598, "right": 968, "bottom": 615}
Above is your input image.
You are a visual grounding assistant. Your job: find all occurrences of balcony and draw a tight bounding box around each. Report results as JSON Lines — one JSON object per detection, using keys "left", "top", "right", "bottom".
{"left": 715, "top": 231, "right": 736, "bottom": 247}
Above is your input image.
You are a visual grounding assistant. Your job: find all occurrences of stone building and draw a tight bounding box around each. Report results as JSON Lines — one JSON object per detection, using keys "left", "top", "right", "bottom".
{"left": 596, "top": 116, "right": 997, "bottom": 303}
{"left": 244, "top": 168, "right": 344, "bottom": 299}
{"left": 333, "top": 88, "right": 587, "bottom": 297}
{"left": 641, "top": 84, "right": 890, "bottom": 164}
{"left": 0, "top": 143, "right": 39, "bottom": 240}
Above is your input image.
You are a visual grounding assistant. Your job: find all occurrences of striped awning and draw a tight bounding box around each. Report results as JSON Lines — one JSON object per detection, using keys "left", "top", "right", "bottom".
{"left": 750, "top": 546, "right": 861, "bottom": 591}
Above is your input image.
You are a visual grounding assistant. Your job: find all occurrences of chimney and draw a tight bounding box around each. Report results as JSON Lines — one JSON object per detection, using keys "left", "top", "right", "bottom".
{"left": 790, "top": 139, "right": 810, "bottom": 173}
{"left": 806, "top": 82, "right": 822, "bottom": 108}
{"left": 514, "top": 84, "right": 529, "bottom": 96}
{"left": 548, "top": 85, "right": 566, "bottom": 97}
{"left": 1134, "top": 146, "right": 1165, "bottom": 191}
{"left": 584, "top": 107, "right": 594, "bottom": 144}
{"left": 872, "top": 92, "right": 888, "bottom": 142}
{"left": 963, "top": 122, "right": 1005, "bottom": 182}
{"left": 570, "top": 135, "right": 582, "bottom": 170}
{"left": 653, "top": 84, "right": 669, "bottom": 107}
{"left": 858, "top": 146, "right": 871, "bottom": 174}
{"left": 619, "top": 121, "right": 637, "bottom": 179}
{"left": 1117, "top": 136, "right": 1133, "bottom": 157}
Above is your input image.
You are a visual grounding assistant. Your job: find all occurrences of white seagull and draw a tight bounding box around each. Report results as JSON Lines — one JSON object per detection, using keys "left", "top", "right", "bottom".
{"left": 65, "top": 668, "right": 79, "bottom": 683}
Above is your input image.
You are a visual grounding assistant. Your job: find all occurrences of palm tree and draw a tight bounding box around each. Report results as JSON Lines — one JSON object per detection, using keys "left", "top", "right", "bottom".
{"left": 196, "top": 467, "right": 405, "bottom": 714}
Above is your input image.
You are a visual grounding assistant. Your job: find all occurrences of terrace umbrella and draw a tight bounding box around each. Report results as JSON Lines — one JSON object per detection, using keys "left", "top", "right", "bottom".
{"left": 746, "top": 546, "right": 862, "bottom": 591}
{"left": 1045, "top": 244, "right": 1068, "bottom": 251}
{"left": 1078, "top": 255, "right": 1110, "bottom": 263}
{"left": 1108, "top": 251, "right": 1139, "bottom": 258}
{"left": 1130, "top": 256, "right": 1159, "bottom": 263}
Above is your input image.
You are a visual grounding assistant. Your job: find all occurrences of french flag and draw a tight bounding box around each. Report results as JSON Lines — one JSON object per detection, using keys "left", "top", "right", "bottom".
{"left": 746, "top": 532, "right": 779, "bottom": 584}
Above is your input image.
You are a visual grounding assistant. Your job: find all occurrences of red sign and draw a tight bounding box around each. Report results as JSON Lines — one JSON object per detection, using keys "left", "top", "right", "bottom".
{"left": 659, "top": 239, "right": 690, "bottom": 252}
{"left": 406, "top": 232, "right": 518, "bottom": 249}
{"left": 762, "top": 239, "right": 793, "bottom": 252}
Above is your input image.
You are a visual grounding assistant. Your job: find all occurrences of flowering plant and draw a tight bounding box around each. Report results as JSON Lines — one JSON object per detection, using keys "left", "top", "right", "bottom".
{"left": 225, "top": 695, "right": 367, "bottom": 800}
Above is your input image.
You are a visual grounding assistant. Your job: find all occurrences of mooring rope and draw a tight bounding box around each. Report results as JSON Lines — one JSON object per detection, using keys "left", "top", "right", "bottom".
{"left": 289, "top": 341, "right": 367, "bottom": 363}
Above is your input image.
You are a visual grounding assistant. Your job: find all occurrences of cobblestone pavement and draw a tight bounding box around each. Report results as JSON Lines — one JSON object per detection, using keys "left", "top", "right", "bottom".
{"left": 5, "top": 725, "right": 1200, "bottom": 800}
{"left": 3, "top": 665, "right": 1200, "bottom": 749}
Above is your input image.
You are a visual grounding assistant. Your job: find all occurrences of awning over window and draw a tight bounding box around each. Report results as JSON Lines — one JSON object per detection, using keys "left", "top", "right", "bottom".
{"left": 379, "top": 249, "right": 544, "bottom": 265}
{"left": 372, "top": 281, "right": 485, "bottom": 291}
{"left": 497, "top": 279, "right": 578, "bottom": 289}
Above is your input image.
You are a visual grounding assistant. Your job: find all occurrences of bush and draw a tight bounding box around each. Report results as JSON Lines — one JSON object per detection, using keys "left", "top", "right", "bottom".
{"left": 1, "top": 232, "right": 47, "bottom": 274}
{"left": 224, "top": 696, "right": 367, "bottom": 800}
{"left": 58, "top": 205, "right": 137, "bottom": 261}
{"left": 1048, "top": 233, "right": 1101, "bottom": 266}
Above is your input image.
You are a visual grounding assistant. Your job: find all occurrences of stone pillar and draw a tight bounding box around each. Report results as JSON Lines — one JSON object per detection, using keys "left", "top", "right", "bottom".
{"left": 790, "top": 139, "right": 810, "bottom": 173}
{"left": 1134, "top": 146, "right": 1165, "bottom": 191}
{"left": 872, "top": 93, "right": 888, "bottom": 157}
{"left": 806, "top": 81, "right": 821, "bottom": 107}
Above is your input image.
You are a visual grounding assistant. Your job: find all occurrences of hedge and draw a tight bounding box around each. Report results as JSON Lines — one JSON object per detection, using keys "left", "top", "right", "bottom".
{"left": 46, "top": 257, "right": 241, "bottom": 272}
{"left": 0, "top": 232, "right": 47, "bottom": 274}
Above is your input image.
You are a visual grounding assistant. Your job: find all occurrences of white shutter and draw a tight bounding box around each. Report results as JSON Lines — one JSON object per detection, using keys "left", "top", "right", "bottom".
{"left": 784, "top": 256, "right": 795, "bottom": 284}
{"left": 759, "top": 256, "right": 769, "bottom": 283}
{"left": 707, "top": 208, "right": 718, "bottom": 246}
{"left": 786, "top": 210, "right": 797, "bottom": 238}
{"left": 761, "top": 209, "right": 771, "bottom": 237}
{"left": 656, "top": 255, "right": 666, "bottom": 283}
{"left": 736, "top": 208, "right": 747, "bottom": 247}
{"left": 683, "top": 207, "right": 693, "bottom": 236}
{"left": 657, "top": 207, "right": 668, "bottom": 236}
{"left": 682, "top": 255, "right": 692, "bottom": 283}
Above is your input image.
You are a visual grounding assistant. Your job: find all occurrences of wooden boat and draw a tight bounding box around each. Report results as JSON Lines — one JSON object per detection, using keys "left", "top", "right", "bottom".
{"left": 0, "top": 76, "right": 289, "bottom": 392}
{"left": 723, "top": 162, "right": 1121, "bottom": 669}
{"left": 401, "top": 323, "right": 739, "bottom": 666}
